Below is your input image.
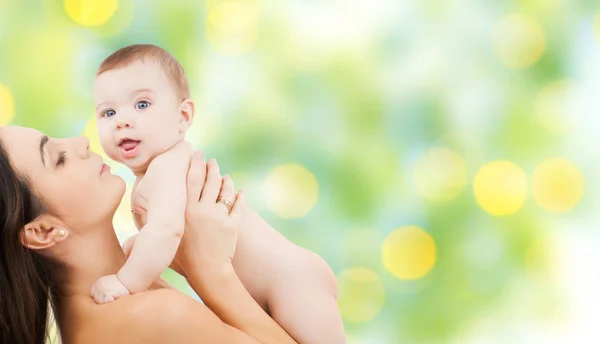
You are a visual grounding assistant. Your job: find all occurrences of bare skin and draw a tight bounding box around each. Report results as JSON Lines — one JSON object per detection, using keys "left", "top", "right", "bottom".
{"left": 0, "top": 126, "right": 297, "bottom": 343}
{"left": 94, "top": 60, "right": 346, "bottom": 343}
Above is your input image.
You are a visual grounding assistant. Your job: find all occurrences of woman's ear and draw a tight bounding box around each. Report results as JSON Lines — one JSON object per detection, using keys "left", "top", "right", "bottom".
{"left": 178, "top": 98, "right": 195, "bottom": 133}
{"left": 21, "top": 215, "right": 69, "bottom": 250}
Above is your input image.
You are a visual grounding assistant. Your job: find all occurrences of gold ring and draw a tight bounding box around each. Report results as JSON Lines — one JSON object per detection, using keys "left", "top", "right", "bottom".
{"left": 216, "top": 197, "right": 233, "bottom": 212}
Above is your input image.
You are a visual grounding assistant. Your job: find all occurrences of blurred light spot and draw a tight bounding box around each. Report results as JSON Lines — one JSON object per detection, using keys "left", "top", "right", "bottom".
{"left": 535, "top": 81, "right": 581, "bottom": 134}
{"left": 83, "top": 115, "right": 108, "bottom": 157}
{"left": 114, "top": 183, "right": 137, "bottom": 236}
{"left": 532, "top": 158, "right": 584, "bottom": 212}
{"left": 264, "top": 163, "right": 318, "bottom": 218}
{"left": 382, "top": 226, "right": 436, "bottom": 280}
{"left": 206, "top": 1, "right": 259, "bottom": 54}
{"left": 337, "top": 268, "right": 385, "bottom": 323}
{"left": 413, "top": 147, "right": 467, "bottom": 202}
{"left": 64, "top": 0, "right": 118, "bottom": 27}
{"left": 493, "top": 14, "right": 545, "bottom": 69}
{"left": 594, "top": 11, "right": 600, "bottom": 45}
{"left": 0, "top": 82, "right": 14, "bottom": 125}
{"left": 474, "top": 161, "right": 527, "bottom": 216}
{"left": 83, "top": 115, "right": 123, "bottom": 172}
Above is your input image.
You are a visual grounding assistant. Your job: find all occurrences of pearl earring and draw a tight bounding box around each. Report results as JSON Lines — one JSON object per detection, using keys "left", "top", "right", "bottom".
{"left": 58, "top": 229, "right": 66, "bottom": 236}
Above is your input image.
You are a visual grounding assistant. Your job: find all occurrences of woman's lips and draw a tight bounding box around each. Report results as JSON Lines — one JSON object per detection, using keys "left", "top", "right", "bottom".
{"left": 119, "top": 140, "right": 141, "bottom": 158}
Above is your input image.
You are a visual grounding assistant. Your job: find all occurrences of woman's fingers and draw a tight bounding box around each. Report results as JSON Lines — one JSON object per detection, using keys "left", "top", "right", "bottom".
{"left": 217, "top": 175, "right": 235, "bottom": 213}
{"left": 229, "top": 189, "right": 246, "bottom": 221}
{"left": 186, "top": 151, "right": 206, "bottom": 204}
{"left": 199, "top": 158, "right": 221, "bottom": 204}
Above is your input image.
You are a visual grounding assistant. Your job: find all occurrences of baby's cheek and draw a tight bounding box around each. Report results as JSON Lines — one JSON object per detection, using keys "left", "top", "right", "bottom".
{"left": 105, "top": 149, "right": 121, "bottom": 163}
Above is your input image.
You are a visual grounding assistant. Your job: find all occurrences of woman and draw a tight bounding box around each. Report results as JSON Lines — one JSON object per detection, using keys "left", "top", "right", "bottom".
{"left": 0, "top": 125, "right": 298, "bottom": 344}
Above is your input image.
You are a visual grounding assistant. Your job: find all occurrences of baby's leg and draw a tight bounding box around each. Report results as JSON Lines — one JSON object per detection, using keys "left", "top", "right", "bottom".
{"left": 266, "top": 254, "right": 345, "bottom": 344}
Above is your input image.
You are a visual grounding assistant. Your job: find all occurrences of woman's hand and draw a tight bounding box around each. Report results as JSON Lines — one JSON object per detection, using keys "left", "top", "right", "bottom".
{"left": 176, "top": 151, "right": 246, "bottom": 275}
{"left": 171, "top": 151, "right": 298, "bottom": 344}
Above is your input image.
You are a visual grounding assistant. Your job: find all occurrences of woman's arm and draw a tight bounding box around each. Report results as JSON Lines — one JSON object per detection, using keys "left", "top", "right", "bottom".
{"left": 117, "top": 153, "right": 296, "bottom": 344}
{"left": 177, "top": 153, "right": 297, "bottom": 344}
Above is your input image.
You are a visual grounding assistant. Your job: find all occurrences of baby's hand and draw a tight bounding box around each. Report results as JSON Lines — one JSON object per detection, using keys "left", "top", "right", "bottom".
{"left": 91, "top": 274, "right": 130, "bottom": 304}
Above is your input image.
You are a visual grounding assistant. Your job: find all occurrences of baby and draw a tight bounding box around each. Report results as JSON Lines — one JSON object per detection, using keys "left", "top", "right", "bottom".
{"left": 91, "top": 44, "right": 345, "bottom": 344}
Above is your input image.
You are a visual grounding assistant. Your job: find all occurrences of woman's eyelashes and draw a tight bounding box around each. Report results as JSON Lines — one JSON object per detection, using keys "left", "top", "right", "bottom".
{"left": 56, "top": 151, "right": 67, "bottom": 167}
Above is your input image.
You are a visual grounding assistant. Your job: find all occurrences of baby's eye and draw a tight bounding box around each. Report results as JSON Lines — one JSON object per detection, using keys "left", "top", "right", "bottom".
{"left": 136, "top": 100, "right": 150, "bottom": 110}
{"left": 103, "top": 109, "right": 116, "bottom": 118}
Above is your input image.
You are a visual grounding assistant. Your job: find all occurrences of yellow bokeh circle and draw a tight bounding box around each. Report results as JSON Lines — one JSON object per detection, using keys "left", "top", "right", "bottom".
{"left": 114, "top": 184, "right": 138, "bottom": 235}
{"left": 0, "top": 83, "right": 15, "bottom": 126}
{"left": 264, "top": 163, "right": 318, "bottom": 219}
{"left": 82, "top": 115, "right": 124, "bottom": 170}
{"left": 337, "top": 268, "right": 386, "bottom": 323}
{"left": 413, "top": 147, "right": 467, "bottom": 202}
{"left": 493, "top": 14, "right": 546, "bottom": 69}
{"left": 594, "top": 11, "right": 600, "bottom": 45}
{"left": 532, "top": 158, "right": 584, "bottom": 212}
{"left": 473, "top": 161, "right": 527, "bottom": 216}
{"left": 382, "top": 226, "right": 436, "bottom": 280}
{"left": 83, "top": 115, "right": 108, "bottom": 157}
{"left": 206, "top": 1, "right": 259, "bottom": 54}
{"left": 534, "top": 81, "right": 577, "bottom": 134}
{"left": 64, "top": 0, "right": 119, "bottom": 27}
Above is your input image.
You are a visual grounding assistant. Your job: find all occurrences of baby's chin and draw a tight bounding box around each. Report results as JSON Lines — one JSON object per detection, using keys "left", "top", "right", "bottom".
{"left": 109, "top": 150, "right": 151, "bottom": 174}
{"left": 122, "top": 156, "right": 152, "bottom": 175}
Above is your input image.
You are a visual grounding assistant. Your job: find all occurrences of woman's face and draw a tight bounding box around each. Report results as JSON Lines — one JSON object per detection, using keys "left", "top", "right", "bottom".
{"left": 0, "top": 126, "right": 125, "bottom": 229}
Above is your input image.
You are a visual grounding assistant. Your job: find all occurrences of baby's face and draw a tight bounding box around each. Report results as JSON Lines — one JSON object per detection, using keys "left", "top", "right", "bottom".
{"left": 93, "top": 60, "right": 184, "bottom": 173}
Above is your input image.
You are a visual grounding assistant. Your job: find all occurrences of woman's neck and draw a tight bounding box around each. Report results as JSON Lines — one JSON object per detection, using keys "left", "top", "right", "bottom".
{"left": 56, "top": 223, "right": 126, "bottom": 298}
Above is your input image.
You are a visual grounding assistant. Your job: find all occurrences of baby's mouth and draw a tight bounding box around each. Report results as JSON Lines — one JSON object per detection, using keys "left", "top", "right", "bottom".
{"left": 119, "top": 140, "right": 141, "bottom": 158}
{"left": 119, "top": 139, "right": 140, "bottom": 151}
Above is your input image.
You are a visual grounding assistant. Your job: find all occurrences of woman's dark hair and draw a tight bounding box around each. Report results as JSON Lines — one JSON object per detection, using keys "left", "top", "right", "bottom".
{"left": 0, "top": 139, "right": 61, "bottom": 344}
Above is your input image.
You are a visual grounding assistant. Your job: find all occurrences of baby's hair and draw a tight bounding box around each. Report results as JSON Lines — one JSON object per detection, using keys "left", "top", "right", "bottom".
{"left": 97, "top": 44, "right": 190, "bottom": 101}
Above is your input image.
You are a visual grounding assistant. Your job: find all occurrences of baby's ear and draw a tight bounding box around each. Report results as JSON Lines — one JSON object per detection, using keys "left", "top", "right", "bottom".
{"left": 178, "top": 98, "right": 195, "bottom": 132}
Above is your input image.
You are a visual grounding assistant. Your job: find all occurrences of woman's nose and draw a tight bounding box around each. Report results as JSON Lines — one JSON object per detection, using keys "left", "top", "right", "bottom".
{"left": 76, "top": 136, "right": 90, "bottom": 157}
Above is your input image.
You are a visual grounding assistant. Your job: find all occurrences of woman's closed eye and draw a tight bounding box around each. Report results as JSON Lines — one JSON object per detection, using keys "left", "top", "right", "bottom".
{"left": 135, "top": 100, "right": 150, "bottom": 110}
{"left": 57, "top": 151, "right": 67, "bottom": 167}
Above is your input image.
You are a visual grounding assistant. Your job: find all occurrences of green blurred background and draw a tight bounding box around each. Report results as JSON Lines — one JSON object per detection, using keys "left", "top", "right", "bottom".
{"left": 1, "top": 0, "right": 599, "bottom": 343}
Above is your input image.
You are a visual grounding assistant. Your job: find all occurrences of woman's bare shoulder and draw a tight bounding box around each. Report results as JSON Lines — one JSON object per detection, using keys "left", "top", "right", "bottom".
{"left": 79, "top": 288, "right": 253, "bottom": 344}
{"left": 104, "top": 288, "right": 198, "bottom": 326}
{"left": 79, "top": 289, "right": 204, "bottom": 343}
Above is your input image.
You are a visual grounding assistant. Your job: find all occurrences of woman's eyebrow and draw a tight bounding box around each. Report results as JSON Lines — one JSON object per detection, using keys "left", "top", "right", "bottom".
{"left": 39, "top": 135, "right": 49, "bottom": 166}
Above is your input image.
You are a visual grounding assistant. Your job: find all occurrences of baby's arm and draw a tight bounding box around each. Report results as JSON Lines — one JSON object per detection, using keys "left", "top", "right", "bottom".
{"left": 117, "top": 142, "right": 193, "bottom": 293}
